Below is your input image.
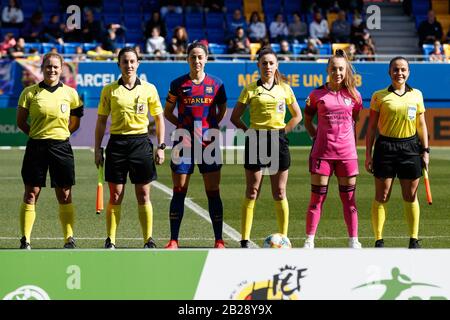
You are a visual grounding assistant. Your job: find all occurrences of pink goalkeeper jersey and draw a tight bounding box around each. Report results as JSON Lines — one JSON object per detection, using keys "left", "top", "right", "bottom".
{"left": 305, "top": 85, "right": 363, "bottom": 160}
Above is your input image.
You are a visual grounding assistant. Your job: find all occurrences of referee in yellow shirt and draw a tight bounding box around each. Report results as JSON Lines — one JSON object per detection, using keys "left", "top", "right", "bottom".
{"left": 95, "top": 47, "right": 165, "bottom": 249}
{"left": 365, "top": 56, "right": 430, "bottom": 249}
{"left": 231, "top": 46, "right": 302, "bottom": 248}
{"left": 17, "top": 53, "right": 83, "bottom": 249}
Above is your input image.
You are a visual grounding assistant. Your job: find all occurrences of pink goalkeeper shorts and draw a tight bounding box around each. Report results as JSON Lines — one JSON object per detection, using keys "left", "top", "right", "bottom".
{"left": 309, "top": 158, "right": 359, "bottom": 177}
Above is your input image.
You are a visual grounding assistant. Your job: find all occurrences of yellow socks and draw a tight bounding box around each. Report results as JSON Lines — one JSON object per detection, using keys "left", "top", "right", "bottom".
{"left": 371, "top": 200, "right": 386, "bottom": 240}
{"left": 20, "top": 202, "right": 36, "bottom": 242}
{"left": 106, "top": 204, "right": 121, "bottom": 244}
{"left": 138, "top": 203, "right": 153, "bottom": 243}
{"left": 241, "top": 198, "right": 255, "bottom": 240}
{"left": 59, "top": 203, "right": 75, "bottom": 242}
{"left": 404, "top": 199, "right": 420, "bottom": 239}
{"left": 274, "top": 198, "right": 289, "bottom": 236}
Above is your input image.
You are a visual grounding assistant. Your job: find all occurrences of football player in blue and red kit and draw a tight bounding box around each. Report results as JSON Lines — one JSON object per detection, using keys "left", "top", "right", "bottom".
{"left": 163, "top": 41, "right": 228, "bottom": 249}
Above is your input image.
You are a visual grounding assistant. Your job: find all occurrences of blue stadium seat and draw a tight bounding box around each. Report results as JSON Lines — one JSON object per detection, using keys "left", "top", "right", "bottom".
{"left": 165, "top": 13, "right": 184, "bottom": 30}
{"left": 187, "top": 28, "right": 206, "bottom": 41}
{"left": 103, "top": 1, "right": 122, "bottom": 15}
{"left": 271, "top": 43, "right": 281, "bottom": 53}
{"left": 123, "top": 15, "right": 143, "bottom": 31}
{"left": 208, "top": 43, "right": 228, "bottom": 54}
{"left": 104, "top": 14, "right": 123, "bottom": 25}
{"left": 126, "top": 30, "right": 144, "bottom": 43}
{"left": 412, "top": 0, "right": 430, "bottom": 16}
{"left": 317, "top": 43, "right": 331, "bottom": 55}
{"left": 24, "top": 43, "right": 42, "bottom": 54}
{"left": 205, "top": 13, "right": 224, "bottom": 29}
{"left": 0, "top": 27, "right": 20, "bottom": 39}
{"left": 142, "top": 0, "right": 160, "bottom": 13}
{"left": 123, "top": 0, "right": 142, "bottom": 14}
{"left": 185, "top": 12, "right": 204, "bottom": 29}
{"left": 207, "top": 29, "right": 226, "bottom": 43}
{"left": 41, "top": 1, "right": 60, "bottom": 14}
{"left": 63, "top": 43, "right": 82, "bottom": 54}
{"left": 224, "top": 0, "right": 243, "bottom": 13}
{"left": 422, "top": 44, "right": 434, "bottom": 56}
{"left": 41, "top": 43, "right": 63, "bottom": 54}
{"left": 83, "top": 43, "right": 98, "bottom": 52}
{"left": 292, "top": 43, "right": 307, "bottom": 54}
{"left": 264, "top": 0, "right": 283, "bottom": 15}
{"left": 21, "top": 2, "right": 40, "bottom": 18}
{"left": 283, "top": 0, "right": 301, "bottom": 13}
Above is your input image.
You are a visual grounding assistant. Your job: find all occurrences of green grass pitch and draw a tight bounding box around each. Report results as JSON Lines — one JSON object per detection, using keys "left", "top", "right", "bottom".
{"left": 0, "top": 148, "right": 449, "bottom": 249}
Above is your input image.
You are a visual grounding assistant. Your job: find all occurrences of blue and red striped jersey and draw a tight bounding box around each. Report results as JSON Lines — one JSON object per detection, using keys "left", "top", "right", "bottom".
{"left": 166, "top": 73, "right": 227, "bottom": 134}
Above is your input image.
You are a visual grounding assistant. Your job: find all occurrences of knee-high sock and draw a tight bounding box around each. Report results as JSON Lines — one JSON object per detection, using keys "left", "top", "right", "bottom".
{"left": 371, "top": 200, "right": 386, "bottom": 240}
{"left": 138, "top": 203, "right": 153, "bottom": 243}
{"left": 403, "top": 199, "right": 420, "bottom": 239}
{"left": 169, "top": 187, "right": 187, "bottom": 241}
{"left": 207, "top": 189, "right": 223, "bottom": 241}
{"left": 20, "top": 203, "right": 36, "bottom": 242}
{"left": 339, "top": 185, "right": 358, "bottom": 237}
{"left": 241, "top": 197, "right": 256, "bottom": 240}
{"left": 306, "top": 185, "right": 328, "bottom": 236}
{"left": 59, "top": 203, "right": 75, "bottom": 242}
{"left": 274, "top": 198, "right": 289, "bottom": 236}
{"left": 106, "top": 204, "right": 121, "bottom": 244}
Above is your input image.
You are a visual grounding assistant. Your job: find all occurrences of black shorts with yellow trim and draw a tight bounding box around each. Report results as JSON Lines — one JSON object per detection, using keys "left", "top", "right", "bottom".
{"left": 21, "top": 138, "right": 75, "bottom": 188}
{"left": 244, "top": 129, "right": 290, "bottom": 172}
{"left": 372, "top": 134, "right": 422, "bottom": 179}
{"left": 105, "top": 134, "right": 157, "bottom": 184}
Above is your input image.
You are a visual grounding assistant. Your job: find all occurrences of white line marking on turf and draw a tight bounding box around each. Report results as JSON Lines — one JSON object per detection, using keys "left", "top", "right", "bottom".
{"left": 151, "top": 181, "right": 258, "bottom": 248}
{"left": 1, "top": 235, "right": 449, "bottom": 241}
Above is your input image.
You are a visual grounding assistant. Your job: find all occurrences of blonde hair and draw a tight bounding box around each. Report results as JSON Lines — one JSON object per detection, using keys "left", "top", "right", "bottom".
{"left": 41, "top": 52, "right": 64, "bottom": 70}
{"left": 327, "top": 49, "right": 360, "bottom": 104}
{"left": 257, "top": 46, "right": 287, "bottom": 84}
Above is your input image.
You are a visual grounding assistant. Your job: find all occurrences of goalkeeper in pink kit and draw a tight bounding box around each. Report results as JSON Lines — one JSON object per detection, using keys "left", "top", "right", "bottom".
{"left": 303, "top": 49, "right": 363, "bottom": 249}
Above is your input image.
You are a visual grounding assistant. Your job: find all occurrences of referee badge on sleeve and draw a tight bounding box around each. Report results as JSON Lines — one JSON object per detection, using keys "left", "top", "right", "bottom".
{"left": 60, "top": 104, "right": 68, "bottom": 113}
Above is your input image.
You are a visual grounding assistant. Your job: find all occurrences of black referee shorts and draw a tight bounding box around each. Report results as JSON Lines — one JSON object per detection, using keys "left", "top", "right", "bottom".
{"left": 244, "top": 129, "right": 290, "bottom": 172}
{"left": 373, "top": 134, "right": 422, "bottom": 179}
{"left": 105, "top": 134, "right": 157, "bottom": 184}
{"left": 21, "top": 138, "right": 75, "bottom": 188}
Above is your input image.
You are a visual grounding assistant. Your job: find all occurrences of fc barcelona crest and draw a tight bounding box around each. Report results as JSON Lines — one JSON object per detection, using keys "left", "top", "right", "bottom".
{"left": 205, "top": 86, "right": 213, "bottom": 94}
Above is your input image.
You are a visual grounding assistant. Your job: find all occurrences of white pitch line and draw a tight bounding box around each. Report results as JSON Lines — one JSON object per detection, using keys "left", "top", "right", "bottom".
{"left": 1, "top": 235, "right": 449, "bottom": 241}
{"left": 151, "top": 181, "right": 258, "bottom": 248}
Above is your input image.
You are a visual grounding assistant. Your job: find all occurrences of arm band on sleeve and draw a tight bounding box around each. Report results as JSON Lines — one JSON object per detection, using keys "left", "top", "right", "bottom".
{"left": 71, "top": 106, "right": 84, "bottom": 118}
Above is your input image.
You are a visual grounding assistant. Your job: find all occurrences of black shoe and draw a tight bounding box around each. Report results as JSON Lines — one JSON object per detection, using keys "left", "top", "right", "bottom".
{"left": 374, "top": 239, "right": 384, "bottom": 248}
{"left": 20, "top": 236, "right": 31, "bottom": 250}
{"left": 240, "top": 240, "right": 249, "bottom": 248}
{"left": 63, "top": 236, "right": 76, "bottom": 249}
{"left": 104, "top": 237, "right": 116, "bottom": 249}
{"left": 144, "top": 237, "right": 157, "bottom": 248}
{"left": 409, "top": 238, "right": 421, "bottom": 249}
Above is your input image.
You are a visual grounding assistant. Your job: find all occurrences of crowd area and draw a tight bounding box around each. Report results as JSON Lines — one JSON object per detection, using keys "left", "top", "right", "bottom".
{"left": 0, "top": 0, "right": 449, "bottom": 61}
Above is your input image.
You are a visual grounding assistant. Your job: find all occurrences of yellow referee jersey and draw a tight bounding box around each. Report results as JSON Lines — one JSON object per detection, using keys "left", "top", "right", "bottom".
{"left": 238, "top": 79, "right": 297, "bottom": 130}
{"left": 98, "top": 78, "right": 163, "bottom": 135}
{"left": 370, "top": 84, "right": 425, "bottom": 138}
{"left": 18, "top": 81, "right": 82, "bottom": 140}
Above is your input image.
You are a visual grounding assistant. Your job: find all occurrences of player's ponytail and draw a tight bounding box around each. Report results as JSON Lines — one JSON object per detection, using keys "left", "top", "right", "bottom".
{"left": 257, "top": 46, "right": 287, "bottom": 85}
{"left": 328, "top": 49, "right": 361, "bottom": 104}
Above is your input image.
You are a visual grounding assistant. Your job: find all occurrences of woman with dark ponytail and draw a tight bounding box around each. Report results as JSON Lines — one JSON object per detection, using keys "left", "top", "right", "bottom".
{"left": 231, "top": 46, "right": 302, "bottom": 248}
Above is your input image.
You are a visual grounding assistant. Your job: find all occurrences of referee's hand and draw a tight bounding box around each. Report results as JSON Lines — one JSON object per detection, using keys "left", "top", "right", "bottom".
{"left": 155, "top": 149, "right": 165, "bottom": 165}
{"left": 365, "top": 157, "right": 373, "bottom": 174}
{"left": 95, "top": 148, "right": 104, "bottom": 168}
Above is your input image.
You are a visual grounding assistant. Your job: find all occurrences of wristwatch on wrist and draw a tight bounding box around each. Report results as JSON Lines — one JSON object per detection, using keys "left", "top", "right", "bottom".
{"left": 157, "top": 143, "right": 166, "bottom": 150}
{"left": 422, "top": 147, "right": 430, "bottom": 154}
